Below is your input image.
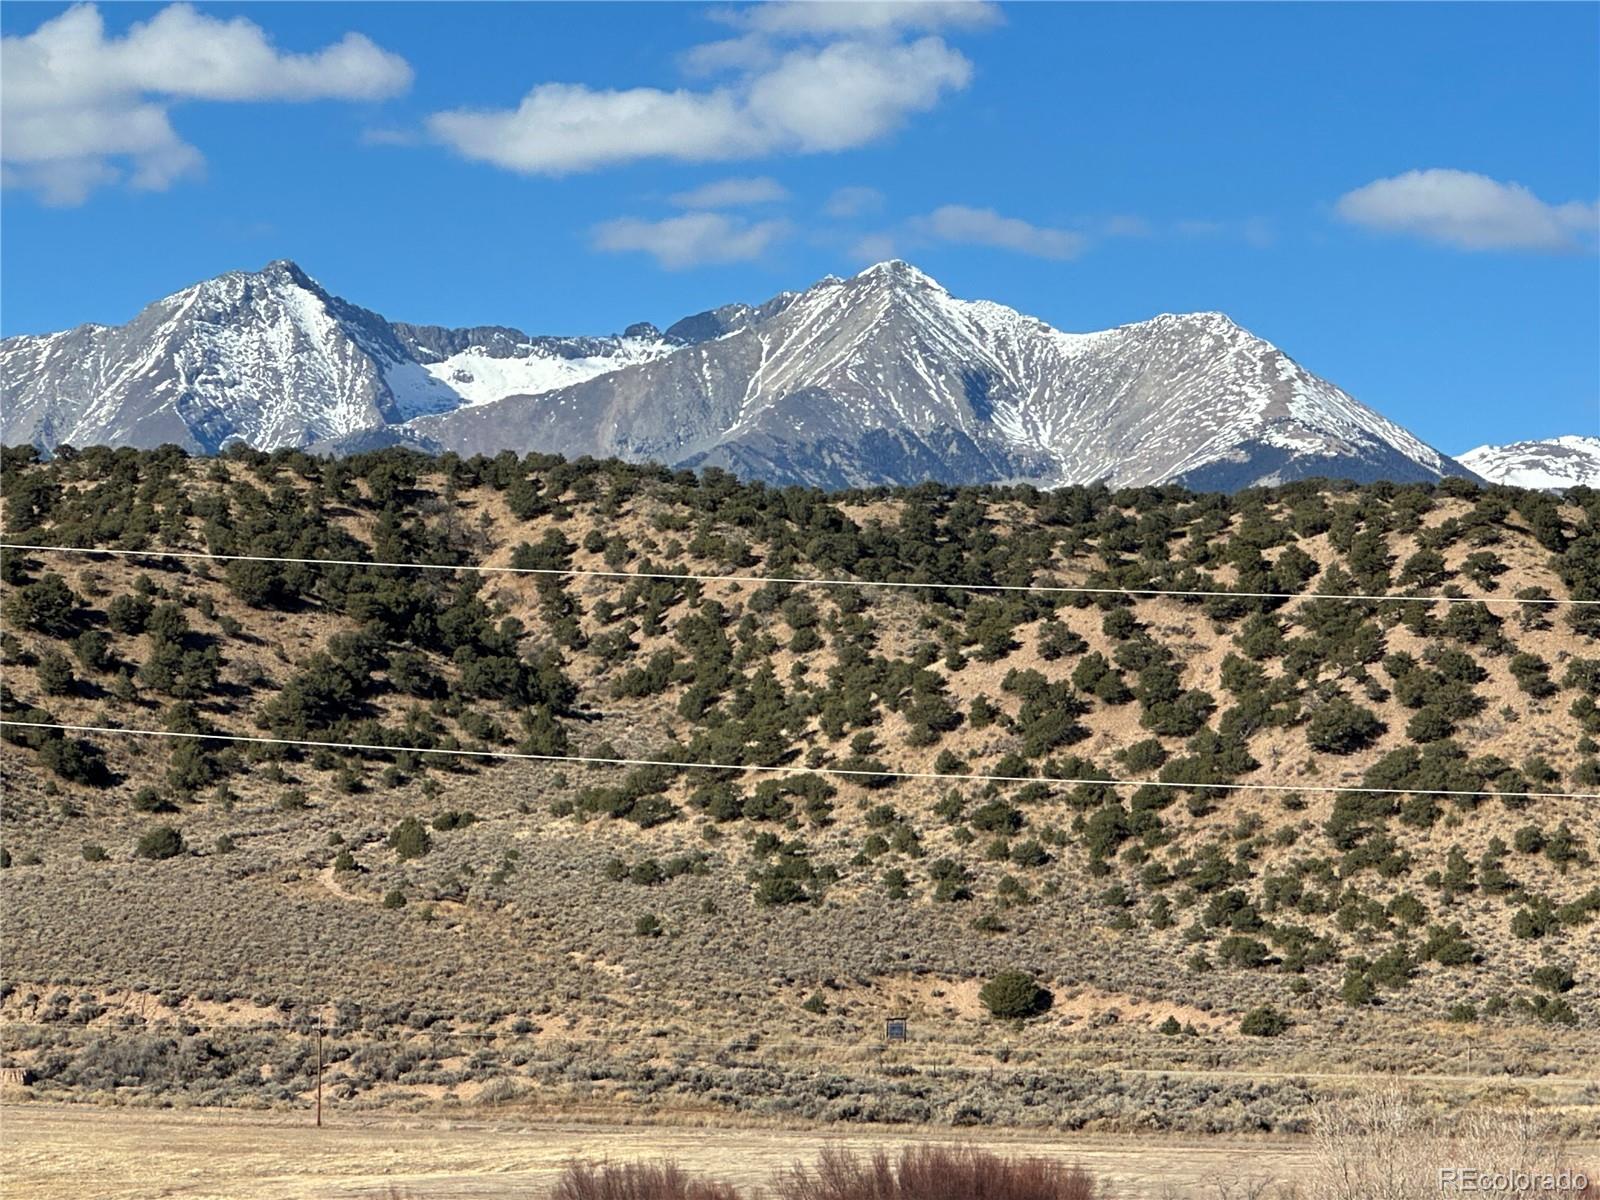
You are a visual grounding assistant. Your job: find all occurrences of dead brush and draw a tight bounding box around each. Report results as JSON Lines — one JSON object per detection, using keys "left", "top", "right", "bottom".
{"left": 770, "top": 1144, "right": 1102, "bottom": 1200}
{"left": 1310, "top": 1084, "right": 1592, "bottom": 1200}
{"left": 550, "top": 1159, "right": 743, "bottom": 1200}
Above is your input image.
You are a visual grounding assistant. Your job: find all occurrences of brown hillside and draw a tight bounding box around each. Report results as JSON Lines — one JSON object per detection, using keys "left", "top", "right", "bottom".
{"left": 1, "top": 445, "right": 1597, "bottom": 1132}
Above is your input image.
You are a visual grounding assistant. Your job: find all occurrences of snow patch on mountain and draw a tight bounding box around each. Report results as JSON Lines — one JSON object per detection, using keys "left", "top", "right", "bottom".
{"left": 382, "top": 359, "right": 463, "bottom": 420}
{"left": 421, "top": 338, "right": 673, "bottom": 408}
{"left": 1458, "top": 435, "right": 1600, "bottom": 490}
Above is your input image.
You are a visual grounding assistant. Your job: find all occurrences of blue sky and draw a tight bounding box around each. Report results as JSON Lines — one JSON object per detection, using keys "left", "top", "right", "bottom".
{"left": 2, "top": 1, "right": 1596, "bottom": 453}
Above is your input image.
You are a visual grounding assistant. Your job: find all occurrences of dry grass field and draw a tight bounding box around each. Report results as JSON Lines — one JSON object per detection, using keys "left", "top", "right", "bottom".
{"left": 0, "top": 1105, "right": 1305, "bottom": 1199}
{"left": 4, "top": 1103, "right": 1597, "bottom": 1199}
{"left": 8, "top": 1102, "right": 1596, "bottom": 1200}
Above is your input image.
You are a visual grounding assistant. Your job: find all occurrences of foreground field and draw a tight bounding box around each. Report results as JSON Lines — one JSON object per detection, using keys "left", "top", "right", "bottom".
{"left": 0, "top": 1104, "right": 1354, "bottom": 1199}
{"left": 5, "top": 1101, "right": 1599, "bottom": 1200}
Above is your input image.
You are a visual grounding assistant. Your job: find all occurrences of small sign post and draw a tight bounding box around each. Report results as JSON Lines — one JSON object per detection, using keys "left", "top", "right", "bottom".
{"left": 885, "top": 1016, "right": 908, "bottom": 1043}
{"left": 315, "top": 1022, "right": 323, "bottom": 1128}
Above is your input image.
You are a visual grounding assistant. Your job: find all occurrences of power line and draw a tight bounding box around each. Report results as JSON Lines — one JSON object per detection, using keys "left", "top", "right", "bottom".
{"left": 0, "top": 541, "right": 1588, "bottom": 607}
{"left": 3, "top": 719, "right": 1594, "bottom": 803}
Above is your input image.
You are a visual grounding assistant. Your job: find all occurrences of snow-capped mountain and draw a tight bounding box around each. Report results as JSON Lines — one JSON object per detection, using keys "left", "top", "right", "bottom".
{"left": 3, "top": 261, "right": 448, "bottom": 453}
{"left": 1458, "top": 436, "right": 1600, "bottom": 491}
{"left": 4, "top": 258, "right": 1480, "bottom": 491}
{"left": 362, "top": 260, "right": 1475, "bottom": 490}
{"left": 0, "top": 261, "right": 670, "bottom": 455}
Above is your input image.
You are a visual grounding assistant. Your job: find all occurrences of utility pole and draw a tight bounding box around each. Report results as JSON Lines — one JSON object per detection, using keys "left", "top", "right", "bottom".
{"left": 315, "top": 1022, "right": 323, "bottom": 1129}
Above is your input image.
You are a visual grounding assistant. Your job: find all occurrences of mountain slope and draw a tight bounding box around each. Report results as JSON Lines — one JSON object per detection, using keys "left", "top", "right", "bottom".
{"left": 1458, "top": 435, "right": 1600, "bottom": 490}
{"left": 1, "top": 451, "right": 1596, "bottom": 1124}
{"left": 385, "top": 260, "right": 1474, "bottom": 490}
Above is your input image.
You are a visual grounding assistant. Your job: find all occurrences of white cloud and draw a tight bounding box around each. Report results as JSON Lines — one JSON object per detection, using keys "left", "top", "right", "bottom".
{"left": 430, "top": 37, "right": 970, "bottom": 175}
{"left": 592, "top": 211, "right": 791, "bottom": 269}
{"left": 1101, "top": 214, "right": 1152, "bottom": 238}
{"left": 1335, "top": 168, "right": 1598, "bottom": 252}
{"left": 1, "top": 3, "right": 411, "bottom": 204}
{"left": 910, "top": 204, "right": 1085, "bottom": 259}
{"left": 825, "top": 185, "right": 886, "bottom": 218}
{"left": 679, "top": 35, "right": 779, "bottom": 78}
{"left": 429, "top": 84, "right": 756, "bottom": 176}
{"left": 670, "top": 176, "right": 788, "bottom": 208}
{"left": 1173, "top": 216, "right": 1274, "bottom": 248}
{"left": 722, "top": 2, "right": 1001, "bottom": 38}
{"left": 845, "top": 206, "right": 1269, "bottom": 263}
{"left": 849, "top": 232, "right": 899, "bottom": 262}
{"left": 754, "top": 39, "right": 970, "bottom": 151}
{"left": 683, "top": 1, "right": 996, "bottom": 78}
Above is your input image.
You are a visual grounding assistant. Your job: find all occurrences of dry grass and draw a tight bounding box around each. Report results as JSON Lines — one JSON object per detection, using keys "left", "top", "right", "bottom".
{"left": 5, "top": 1102, "right": 1596, "bottom": 1200}
{"left": 552, "top": 1160, "right": 743, "bottom": 1200}
{"left": 771, "top": 1144, "right": 1102, "bottom": 1200}
{"left": 1309, "top": 1086, "right": 1593, "bottom": 1200}
{"left": 302, "top": 1128, "right": 1599, "bottom": 1200}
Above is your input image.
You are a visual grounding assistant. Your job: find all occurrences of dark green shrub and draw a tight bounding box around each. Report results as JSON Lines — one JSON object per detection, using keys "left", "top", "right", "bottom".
{"left": 1306, "top": 697, "right": 1384, "bottom": 754}
{"left": 1340, "top": 969, "right": 1377, "bottom": 1007}
{"left": 1531, "top": 964, "right": 1575, "bottom": 994}
{"left": 5, "top": 574, "right": 80, "bottom": 637}
{"left": 1120, "top": 738, "right": 1168, "bottom": 772}
{"left": 1511, "top": 899, "right": 1559, "bottom": 940}
{"left": 634, "top": 912, "right": 663, "bottom": 937}
{"left": 969, "top": 800, "right": 1023, "bottom": 835}
{"left": 1421, "top": 922, "right": 1477, "bottom": 965}
{"left": 135, "top": 825, "right": 184, "bottom": 860}
{"left": 1217, "top": 935, "right": 1271, "bottom": 969}
{"left": 38, "top": 736, "right": 108, "bottom": 784}
{"left": 1406, "top": 706, "right": 1456, "bottom": 743}
{"left": 928, "top": 858, "right": 972, "bottom": 903}
{"left": 131, "top": 787, "right": 175, "bottom": 814}
{"left": 1239, "top": 1005, "right": 1290, "bottom": 1037}
{"left": 978, "top": 970, "right": 1052, "bottom": 1019}
{"left": 106, "top": 593, "right": 154, "bottom": 635}
{"left": 1509, "top": 653, "right": 1557, "bottom": 698}
{"left": 35, "top": 650, "right": 76, "bottom": 696}
{"left": 388, "top": 816, "right": 431, "bottom": 860}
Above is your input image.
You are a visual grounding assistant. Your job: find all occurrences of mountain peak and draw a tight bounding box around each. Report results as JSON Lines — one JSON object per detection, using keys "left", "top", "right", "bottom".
{"left": 852, "top": 260, "right": 946, "bottom": 292}
{"left": 197, "top": 258, "right": 319, "bottom": 299}
{"left": 1148, "top": 310, "right": 1246, "bottom": 334}
{"left": 257, "top": 258, "right": 315, "bottom": 286}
